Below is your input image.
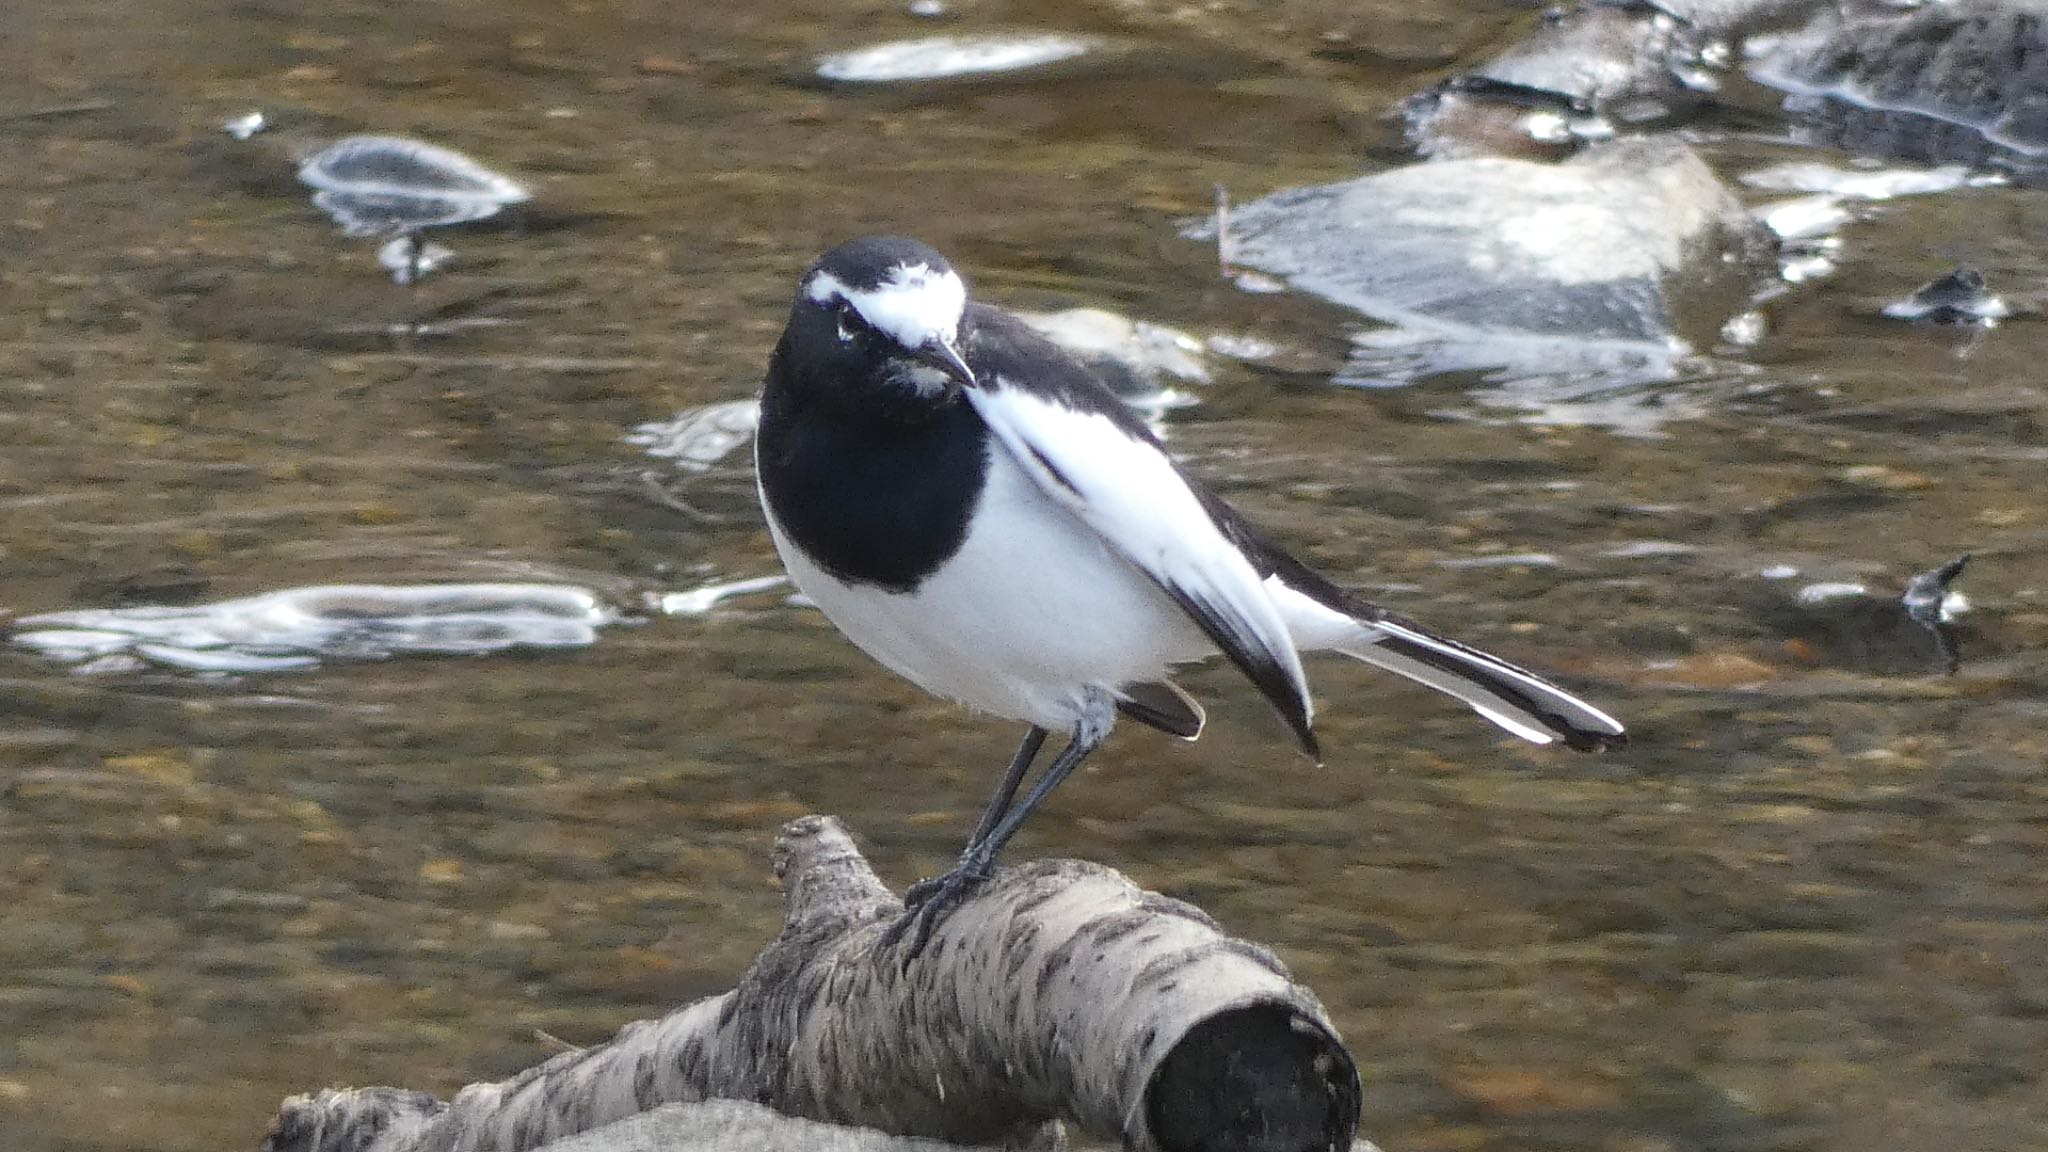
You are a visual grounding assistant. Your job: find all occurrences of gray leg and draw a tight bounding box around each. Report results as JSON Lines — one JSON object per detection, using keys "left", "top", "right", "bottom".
{"left": 886, "top": 718, "right": 1109, "bottom": 959}
{"left": 964, "top": 726, "right": 1048, "bottom": 854}
{"left": 957, "top": 725, "right": 1103, "bottom": 873}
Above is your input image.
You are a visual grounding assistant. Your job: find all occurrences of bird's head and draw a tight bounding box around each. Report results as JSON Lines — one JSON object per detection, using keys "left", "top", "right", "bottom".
{"left": 789, "top": 236, "right": 975, "bottom": 402}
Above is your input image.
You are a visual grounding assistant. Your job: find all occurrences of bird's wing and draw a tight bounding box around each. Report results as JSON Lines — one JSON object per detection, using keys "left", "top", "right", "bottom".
{"left": 961, "top": 310, "right": 1318, "bottom": 758}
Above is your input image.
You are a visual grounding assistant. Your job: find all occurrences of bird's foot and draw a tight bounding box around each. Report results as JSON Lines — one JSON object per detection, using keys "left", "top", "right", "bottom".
{"left": 880, "top": 856, "right": 992, "bottom": 962}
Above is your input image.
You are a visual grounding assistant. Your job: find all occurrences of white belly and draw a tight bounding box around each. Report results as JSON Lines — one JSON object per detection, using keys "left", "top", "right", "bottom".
{"left": 763, "top": 446, "right": 1213, "bottom": 731}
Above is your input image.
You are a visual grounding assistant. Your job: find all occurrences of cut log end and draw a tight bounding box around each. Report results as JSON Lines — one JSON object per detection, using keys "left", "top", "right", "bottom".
{"left": 1146, "top": 1005, "right": 1360, "bottom": 1152}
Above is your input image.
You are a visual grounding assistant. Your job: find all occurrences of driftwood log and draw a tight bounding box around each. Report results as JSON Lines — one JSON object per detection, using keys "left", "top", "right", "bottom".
{"left": 264, "top": 815, "right": 1360, "bottom": 1152}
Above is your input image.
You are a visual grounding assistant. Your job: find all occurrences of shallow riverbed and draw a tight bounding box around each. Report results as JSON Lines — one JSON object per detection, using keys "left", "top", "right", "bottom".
{"left": 2, "top": 2, "right": 2045, "bottom": 1151}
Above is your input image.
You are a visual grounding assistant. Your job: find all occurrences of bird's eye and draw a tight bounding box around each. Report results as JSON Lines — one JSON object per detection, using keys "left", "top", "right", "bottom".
{"left": 835, "top": 303, "right": 875, "bottom": 344}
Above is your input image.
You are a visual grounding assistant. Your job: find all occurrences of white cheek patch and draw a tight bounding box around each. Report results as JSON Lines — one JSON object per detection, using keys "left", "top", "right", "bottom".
{"left": 807, "top": 263, "right": 965, "bottom": 349}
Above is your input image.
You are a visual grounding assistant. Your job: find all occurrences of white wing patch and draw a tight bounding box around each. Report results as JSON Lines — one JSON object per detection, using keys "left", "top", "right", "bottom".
{"left": 966, "top": 381, "right": 1314, "bottom": 732}
{"left": 806, "top": 263, "right": 966, "bottom": 350}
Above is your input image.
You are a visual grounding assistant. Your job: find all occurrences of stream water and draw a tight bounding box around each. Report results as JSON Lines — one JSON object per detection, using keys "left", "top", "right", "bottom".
{"left": 3, "top": 2, "right": 2045, "bottom": 1150}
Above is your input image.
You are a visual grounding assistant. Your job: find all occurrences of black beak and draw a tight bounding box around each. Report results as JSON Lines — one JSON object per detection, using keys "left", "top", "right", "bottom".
{"left": 916, "top": 337, "right": 975, "bottom": 391}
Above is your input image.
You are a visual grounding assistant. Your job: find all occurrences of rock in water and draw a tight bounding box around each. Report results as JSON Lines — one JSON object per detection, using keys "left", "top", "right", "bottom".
{"left": 1751, "top": 0, "right": 2048, "bottom": 166}
{"left": 1403, "top": 0, "right": 1831, "bottom": 158}
{"left": 1882, "top": 267, "right": 2011, "bottom": 326}
{"left": 1201, "top": 138, "right": 1774, "bottom": 353}
{"left": 814, "top": 33, "right": 1097, "bottom": 84}
{"left": 298, "top": 134, "right": 529, "bottom": 236}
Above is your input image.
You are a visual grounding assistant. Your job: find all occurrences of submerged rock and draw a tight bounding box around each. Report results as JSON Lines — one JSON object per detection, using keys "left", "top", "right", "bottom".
{"left": 1754, "top": 555, "right": 1977, "bottom": 675}
{"left": 1881, "top": 266, "right": 2011, "bottom": 326}
{"left": 1200, "top": 138, "right": 1774, "bottom": 353}
{"left": 814, "top": 33, "right": 1098, "bottom": 84}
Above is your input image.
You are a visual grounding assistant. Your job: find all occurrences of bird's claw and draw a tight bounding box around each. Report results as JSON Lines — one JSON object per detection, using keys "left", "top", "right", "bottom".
{"left": 880, "top": 859, "right": 990, "bottom": 962}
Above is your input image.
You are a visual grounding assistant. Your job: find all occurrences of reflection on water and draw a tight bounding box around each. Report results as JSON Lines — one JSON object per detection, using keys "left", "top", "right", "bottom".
{"left": 2, "top": 2, "right": 2047, "bottom": 1152}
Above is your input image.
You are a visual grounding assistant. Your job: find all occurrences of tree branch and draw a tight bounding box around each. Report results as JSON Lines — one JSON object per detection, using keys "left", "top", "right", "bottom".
{"left": 264, "top": 816, "right": 1359, "bottom": 1152}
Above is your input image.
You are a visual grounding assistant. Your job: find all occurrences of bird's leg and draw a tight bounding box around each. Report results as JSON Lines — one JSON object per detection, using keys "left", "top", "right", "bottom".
{"left": 887, "top": 719, "right": 1107, "bottom": 958}
{"left": 966, "top": 726, "right": 1048, "bottom": 854}
{"left": 957, "top": 722, "right": 1103, "bottom": 873}
{"left": 898, "top": 726, "right": 1046, "bottom": 914}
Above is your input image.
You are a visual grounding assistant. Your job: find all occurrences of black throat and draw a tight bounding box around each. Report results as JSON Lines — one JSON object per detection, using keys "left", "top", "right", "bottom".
{"left": 756, "top": 330, "right": 990, "bottom": 594}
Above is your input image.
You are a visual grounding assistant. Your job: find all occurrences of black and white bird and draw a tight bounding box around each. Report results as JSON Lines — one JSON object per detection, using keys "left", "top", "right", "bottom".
{"left": 755, "top": 236, "right": 1625, "bottom": 946}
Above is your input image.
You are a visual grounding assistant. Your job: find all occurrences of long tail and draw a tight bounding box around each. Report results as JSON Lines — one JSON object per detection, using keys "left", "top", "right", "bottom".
{"left": 1267, "top": 577, "right": 1627, "bottom": 751}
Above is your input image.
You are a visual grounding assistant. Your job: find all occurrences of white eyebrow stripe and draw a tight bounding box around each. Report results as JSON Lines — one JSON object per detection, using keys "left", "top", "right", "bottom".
{"left": 804, "top": 269, "right": 850, "bottom": 305}
{"left": 807, "top": 263, "right": 966, "bottom": 349}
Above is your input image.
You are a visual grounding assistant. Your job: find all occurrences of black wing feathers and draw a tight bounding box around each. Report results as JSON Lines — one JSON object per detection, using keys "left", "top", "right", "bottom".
{"left": 1117, "top": 680, "right": 1206, "bottom": 740}
{"left": 1156, "top": 581, "right": 1321, "bottom": 760}
{"left": 966, "top": 307, "right": 1322, "bottom": 759}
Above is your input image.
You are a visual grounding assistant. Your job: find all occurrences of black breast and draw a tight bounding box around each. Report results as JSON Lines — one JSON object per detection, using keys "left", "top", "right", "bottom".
{"left": 757, "top": 369, "right": 990, "bottom": 594}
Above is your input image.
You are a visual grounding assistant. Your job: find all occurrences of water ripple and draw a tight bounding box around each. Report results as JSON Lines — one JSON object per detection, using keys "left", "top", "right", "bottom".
{"left": 10, "top": 583, "right": 618, "bottom": 675}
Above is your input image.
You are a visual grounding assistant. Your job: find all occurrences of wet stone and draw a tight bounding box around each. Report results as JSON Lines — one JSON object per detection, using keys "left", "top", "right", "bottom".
{"left": 813, "top": 33, "right": 1099, "bottom": 85}
{"left": 1881, "top": 266, "right": 2011, "bottom": 325}
{"left": 1751, "top": 0, "right": 2048, "bottom": 168}
{"left": 1201, "top": 138, "right": 1775, "bottom": 353}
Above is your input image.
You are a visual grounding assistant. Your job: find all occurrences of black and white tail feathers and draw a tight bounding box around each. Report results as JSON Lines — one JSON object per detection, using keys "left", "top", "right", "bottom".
{"left": 1324, "top": 606, "right": 1626, "bottom": 751}
{"left": 1195, "top": 488, "right": 1628, "bottom": 753}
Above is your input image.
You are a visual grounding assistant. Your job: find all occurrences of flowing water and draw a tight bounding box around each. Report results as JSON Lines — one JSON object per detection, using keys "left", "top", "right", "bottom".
{"left": 3, "top": 2, "right": 2046, "bottom": 1150}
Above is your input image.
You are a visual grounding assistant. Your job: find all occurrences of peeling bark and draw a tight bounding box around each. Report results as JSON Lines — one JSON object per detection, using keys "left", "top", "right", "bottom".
{"left": 265, "top": 816, "right": 1359, "bottom": 1152}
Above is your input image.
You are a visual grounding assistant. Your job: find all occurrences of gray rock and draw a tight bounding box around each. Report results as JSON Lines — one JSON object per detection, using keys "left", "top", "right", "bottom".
{"left": 1204, "top": 138, "right": 1774, "bottom": 352}
{"left": 1881, "top": 266, "right": 2011, "bottom": 326}
{"left": 1404, "top": 0, "right": 1831, "bottom": 157}
{"left": 1459, "top": 4, "right": 1691, "bottom": 117}
{"left": 1751, "top": 0, "right": 2048, "bottom": 162}
{"left": 1405, "top": 4, "right": 1690, "bottom": 160}
{"left": 1656, "top": 0, "right": 1829, "bottom": 40}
